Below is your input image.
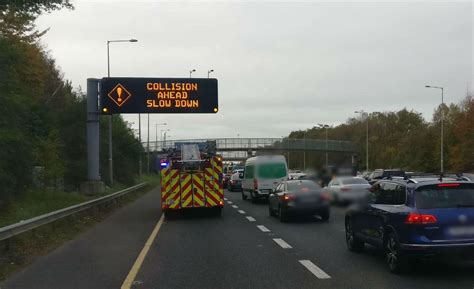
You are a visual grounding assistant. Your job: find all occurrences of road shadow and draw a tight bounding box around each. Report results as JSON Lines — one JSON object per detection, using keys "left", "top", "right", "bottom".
{"left": 360, "top": 244, "right": 474, "bottom": 278}
{"left": 163, "top": 208, "right": 222, "bottom": 221}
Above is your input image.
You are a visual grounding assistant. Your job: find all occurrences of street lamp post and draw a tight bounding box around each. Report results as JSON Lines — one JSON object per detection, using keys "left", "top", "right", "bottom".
{"left": 207, "top": 69, "right": 214, "bottom": 78}
{"left": 148, "top": 122, "right": 166, "bottom": 174}
{"left": 106, "top": 38, "right": 138, "bottom": 186}
{"left": 160, "top": 128, "right": 170, "bottom": 147}
{"left": 355, "top": 111, "right": 369, "bottom": 171}
{"left": 318, "top": 124, "right": 330, "bottom": 167}
{"left": 425, "top": 85, "right": 445, "bottom": 174}
{"left": 303, "top": 131, "right": 307, "bottom": 170}
{"left": 155, "top": 124, "right": 168, "bottom": 150}
{"left": 189, "top": 69, "right": 196, "bottom": 78}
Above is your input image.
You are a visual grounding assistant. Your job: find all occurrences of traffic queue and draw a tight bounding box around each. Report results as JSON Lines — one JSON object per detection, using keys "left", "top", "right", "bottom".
{"left": 221, "top": 156, "right": 474, "bottom": 275}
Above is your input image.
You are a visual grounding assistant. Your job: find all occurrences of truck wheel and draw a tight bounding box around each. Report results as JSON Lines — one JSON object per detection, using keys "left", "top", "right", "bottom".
{"left": 164, "top": 210, "right": 173, "bottom": 220}
{"left": 213, "top": 207, "right": 222, "bottom": 217}
{"left": 242, "top": 191, "right": 248, "bottom": 200}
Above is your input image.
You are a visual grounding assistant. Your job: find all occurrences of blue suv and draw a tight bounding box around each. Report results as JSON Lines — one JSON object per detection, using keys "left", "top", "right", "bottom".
{"left": 345, "top": 177, "right": 474, "bottom": 274}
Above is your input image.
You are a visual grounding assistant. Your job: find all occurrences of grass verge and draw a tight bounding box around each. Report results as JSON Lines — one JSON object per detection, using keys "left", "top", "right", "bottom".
{"left": 0, "top": 174, "right": 160, "bottom": 281}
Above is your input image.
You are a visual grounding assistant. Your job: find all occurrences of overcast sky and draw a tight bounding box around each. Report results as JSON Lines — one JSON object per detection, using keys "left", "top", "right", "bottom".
{"left": 36, "top": 0, "right": 473, "bottom": 141}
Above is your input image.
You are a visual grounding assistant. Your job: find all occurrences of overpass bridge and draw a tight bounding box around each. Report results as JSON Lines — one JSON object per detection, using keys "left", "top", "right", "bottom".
{"left": 144, "top": 138, "right": 357, "bottom": 161}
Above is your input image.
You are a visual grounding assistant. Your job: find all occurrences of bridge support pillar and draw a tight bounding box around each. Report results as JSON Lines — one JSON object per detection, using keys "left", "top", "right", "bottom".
{"left": 81, "top": 78, "right": 104, "bottom": 195}
{"left": 247, "top": 149, "right": 253, "bottom": 158}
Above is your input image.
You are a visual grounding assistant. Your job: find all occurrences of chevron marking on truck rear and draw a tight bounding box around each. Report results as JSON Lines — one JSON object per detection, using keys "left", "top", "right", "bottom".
{"left": 180, "top": 174, "right": 193, "bottom": 208}
{"left": 192, "top": 173, "right": 205, "bottom": 207}
{"left": 160, "top": 167, "right": 170, "bottom": 208}
{"left": 205, "top": 168, "right": 218, "bottom": 207}
{"left": 169, "top": 169, "right": 181, "bottom": 209}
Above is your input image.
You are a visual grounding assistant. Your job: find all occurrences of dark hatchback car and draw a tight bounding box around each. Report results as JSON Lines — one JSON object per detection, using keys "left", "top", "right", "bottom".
{"left": 268, "top": 180, "right": 331, "bottom": 222}
{"left": 345, "top": 178, "right": 474, "bottom": 274}
{"left": 228, "top": 171, "right": 243, "bottom": 192}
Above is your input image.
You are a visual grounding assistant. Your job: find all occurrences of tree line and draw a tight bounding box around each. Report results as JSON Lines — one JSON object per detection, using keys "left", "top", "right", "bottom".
{"left": 287, "top": 96, "right": 474, "bottom": 173}
{"left": 0, "top": 1, "right": 144, "bottom": 208}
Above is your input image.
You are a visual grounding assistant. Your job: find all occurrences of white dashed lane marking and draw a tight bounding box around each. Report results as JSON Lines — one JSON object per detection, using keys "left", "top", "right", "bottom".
{"left": 246, "top": 216, "right": 256, "bottom": 222}
{"left": 237, "top": 210, "right": 246, "bottom": 214}
{"left": 298, "top": 260, "right": 331, "bottom": 279}
{"left": 256, "top": 225, "right": 270, "bottom": 232}
{"left": 232, "top": 205, "right": 238, "bottom": 209}
{"left": 224, "top": 198, "right": 228, "bottom": 200}
{"left": 227, "top": 201, "right": 233, "bottom": 204}
{"left": 273, "top": 238, "right": 292, "bottom": 249}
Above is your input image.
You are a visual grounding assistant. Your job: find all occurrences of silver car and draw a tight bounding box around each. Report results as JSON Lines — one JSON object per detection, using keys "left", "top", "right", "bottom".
{"left": 324, "top": 177, "right": 370, "bottom": 204}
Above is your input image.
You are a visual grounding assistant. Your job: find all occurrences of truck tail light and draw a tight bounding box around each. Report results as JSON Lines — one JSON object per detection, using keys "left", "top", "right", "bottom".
{"left": 405, "top": 213, "right": 437, "bottom": 224}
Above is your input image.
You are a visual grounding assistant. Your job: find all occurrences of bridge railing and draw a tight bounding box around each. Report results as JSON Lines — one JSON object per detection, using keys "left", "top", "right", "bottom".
{"left": 144, "top": 138, "right": 356, "bottom": 153}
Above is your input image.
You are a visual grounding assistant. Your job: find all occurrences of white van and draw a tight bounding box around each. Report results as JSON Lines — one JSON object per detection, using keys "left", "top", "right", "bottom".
{"left": 242, "top": 155, "right": 288, "bottom": 202}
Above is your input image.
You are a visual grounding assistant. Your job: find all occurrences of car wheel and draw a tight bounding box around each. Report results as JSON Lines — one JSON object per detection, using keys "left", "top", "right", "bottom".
{"left": 241, "top": 191, "right": 248, "bottom": 200}
{"left": 345, "top": 219, "right": 364, "bottom": 252}
{"left": 385, "top": 232, "right": 408, "bottom": 274}
{"left": 269, "top": 204, "right": 276, "bottom": 217}
{"left": 320, "top": 209, "right": 330, "bottom": 221}
{"left": 278, "top": 206, "right": 288, "bottom": 222}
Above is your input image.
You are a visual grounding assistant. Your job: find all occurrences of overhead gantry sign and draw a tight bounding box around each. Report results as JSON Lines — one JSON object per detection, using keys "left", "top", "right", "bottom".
{"left": 100, "top": 77, "right": 218, "bottom": 114}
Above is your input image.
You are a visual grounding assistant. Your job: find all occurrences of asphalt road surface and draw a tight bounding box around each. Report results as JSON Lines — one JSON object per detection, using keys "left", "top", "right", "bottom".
{"left": 2, "top": 187, "right": 474, "bottom": 289}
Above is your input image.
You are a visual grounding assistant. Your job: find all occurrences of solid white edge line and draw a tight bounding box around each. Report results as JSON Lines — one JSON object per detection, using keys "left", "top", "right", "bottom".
{"left": 121, "top": 215, "right": 165, "bottom": 289}
{"left": 246, "top": 216, "right": 256, "bottom": 222}
{"left": 256, "top": 225, "right": 270, "bottom": 232}
{"left": 298, "top": 260, "right": 331, "bottom": 279}
{"left": 237, "top": 210, "right": 246, "bottom": 214}
{"left": 273, "top": 238, "right": 292, "bottom": 249}
{"left": 232, "top": 205, "right": 238, "bottom": 209}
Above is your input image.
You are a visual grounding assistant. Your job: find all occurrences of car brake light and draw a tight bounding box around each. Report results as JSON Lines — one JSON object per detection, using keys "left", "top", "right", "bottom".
{"left": 438, "top": 183, "right": 460, "bottom": 187}
{"left": 321, "top": 193, "right": 331, "bottom": 201}
{"left": 405, "top": 213, "right": 437, "bottom": 224}
{"left": 280, "top": 194, "right": 295, "bottom": 202}
{"left": 341, "top": 187, "right": 351, "bottom": 192}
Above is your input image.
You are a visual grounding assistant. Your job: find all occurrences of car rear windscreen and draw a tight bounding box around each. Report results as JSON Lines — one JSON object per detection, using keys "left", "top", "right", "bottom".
{"left": 342, "top": 178, "right": 368, "bottom": 185}
{"left": 415, "top": 183, "right": 474, "bottom": 209}
{"left": 257, "top": 163, "right": 287, "bottom": 179}
{"left": 288, "top": 181, "right": 321, "bottom": 192}
{"left": 386, "top": 171, "right": 405, "bottom": 176}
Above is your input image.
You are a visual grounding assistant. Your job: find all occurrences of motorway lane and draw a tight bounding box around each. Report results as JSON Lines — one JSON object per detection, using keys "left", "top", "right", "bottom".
{"left": 224, "top": 190, "right": 474, "bottom": 289}
{"left": 132, "top": 198, "right": 329, "bottom": 289}
{"left": 3, "top": 186, "right": 473, "bottom": 289}
{"left": 1, "top": 187, "right": 162, "bottom": 289}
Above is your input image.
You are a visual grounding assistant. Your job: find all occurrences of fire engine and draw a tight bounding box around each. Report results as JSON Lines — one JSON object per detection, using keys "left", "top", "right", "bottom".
{"left": 160, "top": 141, "right": 224, "bottom": 217}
